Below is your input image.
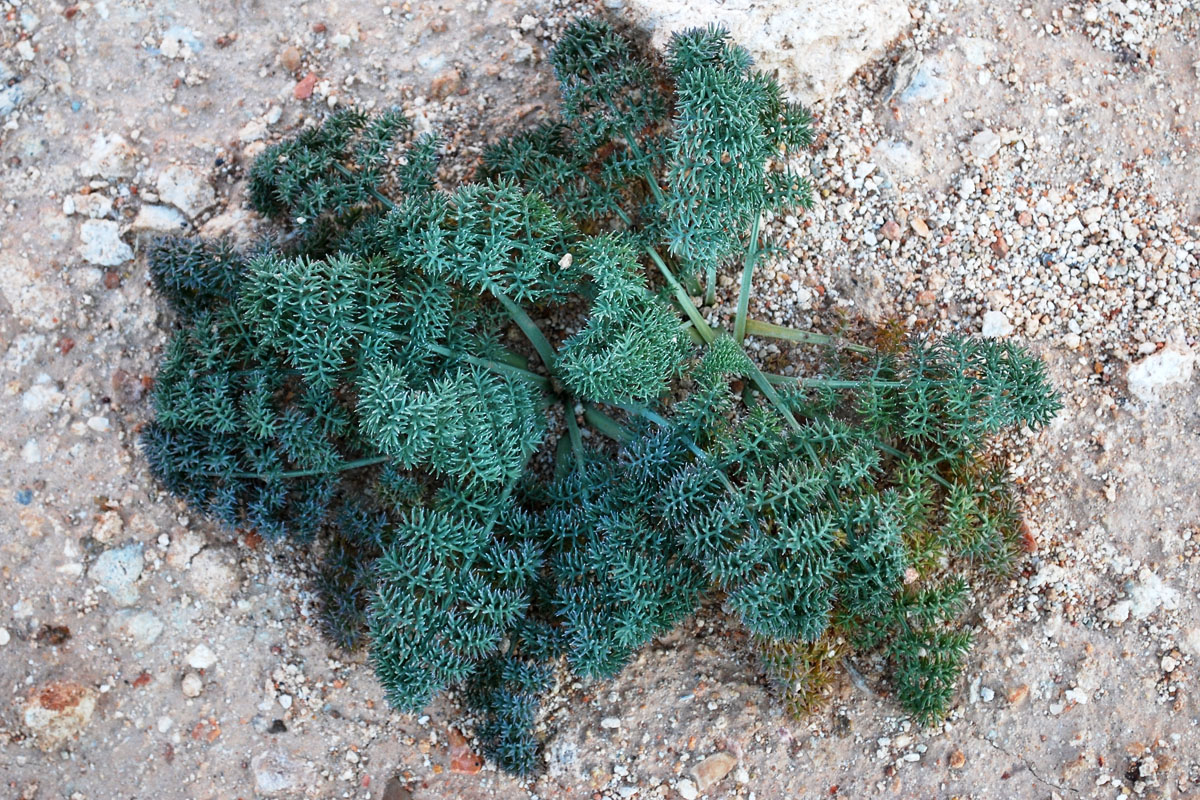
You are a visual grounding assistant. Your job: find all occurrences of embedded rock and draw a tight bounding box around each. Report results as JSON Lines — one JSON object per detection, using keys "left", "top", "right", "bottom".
{"left": 22, "top": 681, "right": 97, "bottom": 750}
{"left": 1127, "top": 336, "right": 1195, "bottom": 402}
{"left": 623, "top": 0, "right": 911, "bottom": 100}
{"left": 692, "top": 751, "right": 738, "bottom": 791}
{"left": 80, "top": 132, "right": 138, "bottom": 179}
{"left": 130, "top": 204, "right": 188, "bottom": 234}
{"left": 251, "top": 750, "right": 317, "bottom": 796}
{"left": 78, "top": 220, "right": 133, "bottom": 266}
{"left": 89, "top": 542, "right": 144, "bottom": 607}
{"left": 156, "top": 165, "right": 216, "bottom": 219}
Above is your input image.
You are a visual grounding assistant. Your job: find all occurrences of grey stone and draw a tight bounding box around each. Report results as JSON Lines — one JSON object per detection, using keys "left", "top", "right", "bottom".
{"left": 22, "top": 682, "right": 97, "bottom": 751}
{"left": 981, "top": 310, "right": 1013, "bottom": 338}
{"left": 156, "top": 165, "right": 216, "bottom": 219}
{"left": 623, "top": 0, "right": 911, "bottom": 101}
{"left": 80, "top": 132, "right": 138, "bottom": 179}
{"left": 251, "top": 750, "right": 317, "bottom": 797}
{"left": 187, "top": 547, "right": 242, "bottom": 604}
{"left": 0, "top": 60, "right": 23, "bottom": 118}
{"left": 186, "top": 643, "right": 217, "bottom": 670}
{"left": 111, "top": 609, "right": 164, "bottom": 647}
{"left": 129, "top": 204, "right": 188, "bottom": 234}
{"left": 969, "top": 129, "right": 1002, "bottom": 161}
{"left": 78, "top": 220, "right": 133, "bottom": 266}
{"left": 90, "top": 542, "right": 144, "bottom": 607}
{"left": 1127, "top": 336, "right": 1195, "bottom": 402}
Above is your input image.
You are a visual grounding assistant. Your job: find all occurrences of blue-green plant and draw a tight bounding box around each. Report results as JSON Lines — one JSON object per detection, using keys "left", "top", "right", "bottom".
{"left": 143, "top": 20, "right": 1060, "bottom": 776}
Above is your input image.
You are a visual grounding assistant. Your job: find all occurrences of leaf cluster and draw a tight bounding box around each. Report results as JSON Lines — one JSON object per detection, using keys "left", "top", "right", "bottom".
{"left": 143, "top": 19, "right": 1060, "bottom": 776}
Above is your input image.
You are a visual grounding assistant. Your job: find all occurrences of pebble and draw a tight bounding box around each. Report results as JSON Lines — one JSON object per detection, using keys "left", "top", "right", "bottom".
{"left": 156, "top": 165, "right": 216, "bottom": 219}
{"left": 692, "top": 751, "right": 738, "bottom": 791}
{"left": 294, "top": 72, "right": 319, "bottom": 100}
{"left": 166, "top": 528, "right": 205, "bottom": 570}
{"left": 948, "top": 749, "right": 966, "bottom": 769}
{"left": 186, "top": 547, "right": 242, "bottom": 604}
{"left": 1125, "top": 337, "right": 1195, "bottom": 402}
{"left": 1161, "top": 655, "right": 1178, "bottom": 673}
{"left": 89, "top": 542, "right": 144, "bottom": 607}
{"left": 252, "top": 750, "right": 316, "bottom": 797}
{"left": 91, "top": 510, "right": 123, "bottom": 543}
{"left": 910, "top": 217, "right": 930, "bottom": 238}
{"left": 280, "top": 45, "right": 302, "bottom": 72}
{"left": 21, "top": 377, "right": 64, "bottom": 413}
{"left": 430, "top": 68, "right": 462, "bottom": 100}
{"left": 113, "top": 610, "right": 164, "bottom": 648}
{"left": 22, "top": 682, "right": 98, "bottom": 751}
{"left": 0, "top": 61, "right": 23, "bottom": 117}
{"left": 981, "top": 310, "right": 1013, "bottom": 338}
{"left": 1126, "top": 568, "right": 1181, "bottom": 618}
{"left": 879, "top": 220, "right": 902, "bottom": 241}
{"left": 80, "top": 132, "right": 137, "bottom": 179}
{"left": 78, "top": 219, "right": 133, "bottom": 266}
{"left": 181, "top": 671, "right": 203, "bottom": 698}
{"left": 1102, "top": 599, "right": 1132, "bottom": 624}
{"left": 381, "top": 778, "right": 412, "bottom": 800}
{"left": 600, "top": 716, "right": 621, "bottom": 729}
{"left": 676, "top": 778, "right": 699, "bottom": 800}
{"left": 186, "top": 643, "right": 218, "bottom": 670}
{"left": 130, "top": 204, "right": 188, "bottom": 234}
{"left": 65, "top": 192, "right": 114, "bottom": 219}
{"left": 968, "top": 129, "right": 1002, "bottom": 160}
{"left": 0, "top": 626, "right": 8, "bottom": 646}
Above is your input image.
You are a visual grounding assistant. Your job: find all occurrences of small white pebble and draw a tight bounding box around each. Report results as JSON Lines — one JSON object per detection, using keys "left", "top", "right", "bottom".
{"left": 600, "top": 716, "right": 621, "bottom": 729}
{"left": 181, "top": 672, "right": 203, "bottom": 698}
{"left": 186, "top": 643, "right": 217, "bottom": 670}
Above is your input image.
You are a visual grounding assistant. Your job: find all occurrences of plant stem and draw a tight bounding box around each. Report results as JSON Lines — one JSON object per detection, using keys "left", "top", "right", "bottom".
{"left": 563, "top": 402, "right": 585, "bottom": 470}
{"left": 732, "top": 214, "right": 761, "bottom": 343}
{"left": 231, "top": 454, "right": 392, "bottom": 481}
{"left": 491, "top": 290, "right": 559, "bottom": 372}
{"left": 343, "top": 325, "right": 551, "bottom": 390}
{"left": 582, "top": 405, "right": 633, "bottom": 444}
{"left": 650, "top": 249, "right": 802, "bottom": 432}
{"left": 423, "top": 342, "right": 551, "bottom": 390}
{"left": 744, "top": 319, "right": 872, "bottom": 354}
{"left": 332, "top": 161, "right": 395, "bottom": 209}
{"left": 763, "top": 373, "right": 903, "bottom": 389}
{"left": 647, "top": 248, "right": 715, "bottom": 343}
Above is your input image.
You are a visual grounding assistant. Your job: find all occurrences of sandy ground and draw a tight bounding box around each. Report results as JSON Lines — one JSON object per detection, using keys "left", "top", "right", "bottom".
{"left": 1, "top": 1, "right": 1198, "bottom": 799}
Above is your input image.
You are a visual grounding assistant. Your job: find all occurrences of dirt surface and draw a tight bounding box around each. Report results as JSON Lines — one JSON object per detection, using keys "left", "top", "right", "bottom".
{"left": 2, "top": 1, "right": 1198, "bottom": 799}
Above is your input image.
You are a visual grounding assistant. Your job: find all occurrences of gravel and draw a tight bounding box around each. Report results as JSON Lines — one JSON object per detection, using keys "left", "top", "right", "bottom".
{"left": 1, "top": 0, "right": 1197, "bottom": 798}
